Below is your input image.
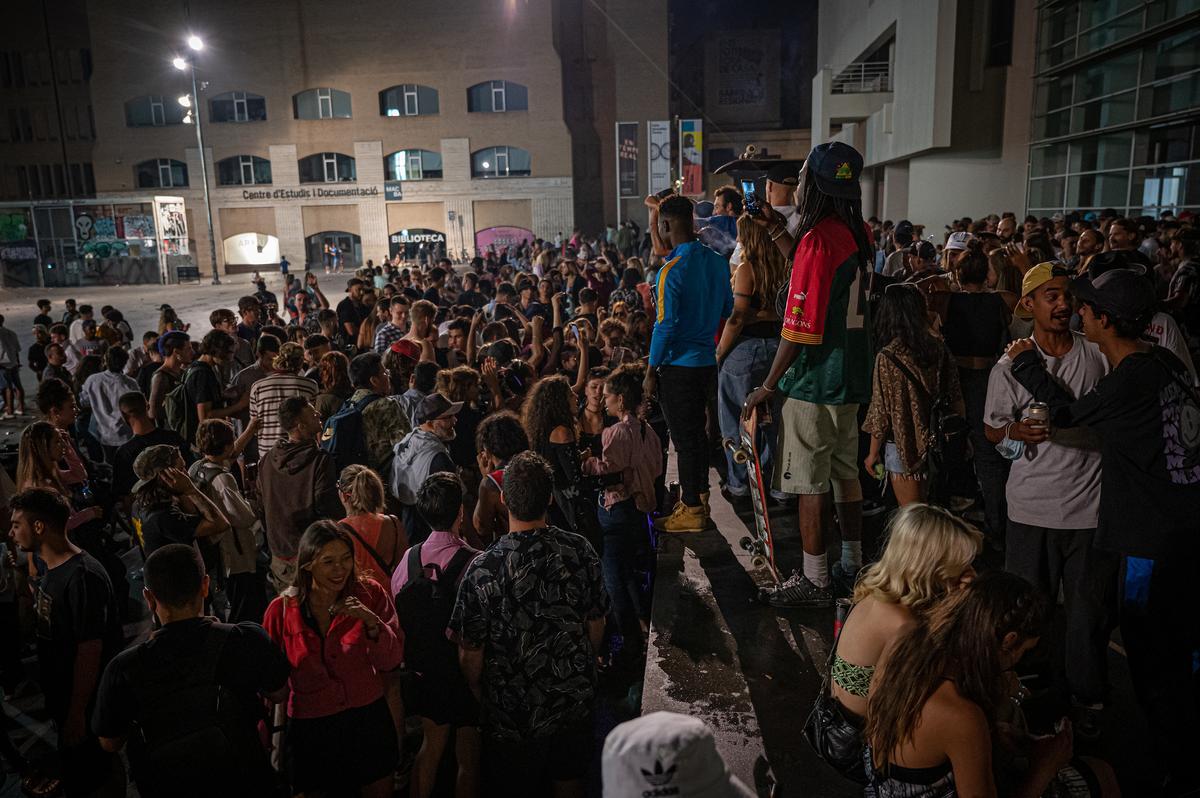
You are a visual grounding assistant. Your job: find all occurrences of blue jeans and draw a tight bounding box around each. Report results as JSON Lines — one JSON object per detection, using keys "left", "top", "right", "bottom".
{"left": 717, "top": 336, "right": 779, "bottom": 495}
{"left": 598, "top": 498, "right": 647, "bottom": 637}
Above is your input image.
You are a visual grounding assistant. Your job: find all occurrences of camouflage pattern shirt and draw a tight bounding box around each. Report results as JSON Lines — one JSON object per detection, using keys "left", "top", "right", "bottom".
{"left": 449, "top": 526, "right": 609, "bottom": 740}
{"left": 348, "top": 388, "right": 410, "bottom": 474}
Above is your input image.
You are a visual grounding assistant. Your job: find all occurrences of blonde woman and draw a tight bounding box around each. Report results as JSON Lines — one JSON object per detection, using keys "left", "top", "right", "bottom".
{"left": 833, "top": 503, "right": 982, "bottom": 720}
{"left": 15, "top": 421, "right": 97, "bottom": 532}
{"left": 337, "top": 464, "right": 406, "bottom": 583}
{"left": 716, "top": 213, "right": 790, "bottom": 504}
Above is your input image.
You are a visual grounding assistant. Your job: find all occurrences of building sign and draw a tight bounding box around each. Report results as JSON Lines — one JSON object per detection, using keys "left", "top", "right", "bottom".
{"left": 648, "top": 121, "right": 671, "bottom": 195}
{"left": 389, "top": 228, "right": 445, "bottom": 259}
{"left": 390, "top": 229, "right": 445, "bottom": 246}
{"left": 704, "top": 32, "right": 781, "bottom": 127}
{"left": 384, "top": 181, "right": 404, "bottom": 201}
{"left": 239, "top": 186, "right": 381, "bottom": 201}
{"left": 679, "top": 119, "right": 703, "bottom": 196}
{"left": 475, "top": 226, "right": 533, "bottom": 253}
{"left": 617, "top": 122, "right": 639, "bottom": 199}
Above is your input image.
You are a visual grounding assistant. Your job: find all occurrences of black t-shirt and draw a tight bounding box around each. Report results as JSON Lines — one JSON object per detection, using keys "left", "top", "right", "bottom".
{"left": 336, "top": 297, "right": 366, "bottom": 335}
{"left": 92, "top": 617, "right": 290, "bottom": 796}
{"left": 458, "top": 290, "right": 485, "bottom": 309}
{"left": 135, "top": 504, "right": 202, "bottom": 556}
{"left": 1012, "top": 345, "right": 1200, "bottom": 558}
{"left": 423, "top": 286, "right": 445, "bottom": 306}
{"left": 34, "top": 312, "right": 54, "bottom": 328}
{"left": 183, "top": 361, "right": 225, "bottom": 437}
{"left": 136, "top": 361, "right": 161, "bottom": 397}
{"left": 34, "top": 551, "right": 123, "bottom": 723}
{"left": 114, "top": 429, "right": 194, "bottom": 497}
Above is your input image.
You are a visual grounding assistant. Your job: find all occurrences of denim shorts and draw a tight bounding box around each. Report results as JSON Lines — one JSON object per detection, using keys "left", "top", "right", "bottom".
{"left": 884, "top": 442, "right": 925, "bottom": 480}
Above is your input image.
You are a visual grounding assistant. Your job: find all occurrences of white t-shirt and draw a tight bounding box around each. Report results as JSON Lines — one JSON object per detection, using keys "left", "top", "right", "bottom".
{"left": 1144, "top": 311, "right": 1198, "bottom": 385}
{"left": 984, "top": 332, "right": 1108, "bottom": 529}
{"left": 730, "top": 205, "right": 798, "bottom": 268}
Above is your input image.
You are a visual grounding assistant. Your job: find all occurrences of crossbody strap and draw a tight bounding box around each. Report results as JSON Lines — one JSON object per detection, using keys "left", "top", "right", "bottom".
{"left": 339, "top": 521, "right": 391, "bottom": 576}
{"left": 880, "top": 349, "right": 932, "bottom": 403}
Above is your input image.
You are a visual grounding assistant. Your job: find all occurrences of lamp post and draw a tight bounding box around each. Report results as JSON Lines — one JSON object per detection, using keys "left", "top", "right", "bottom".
{"left": 174, "top": 35, "right": 220, "bottom": 285}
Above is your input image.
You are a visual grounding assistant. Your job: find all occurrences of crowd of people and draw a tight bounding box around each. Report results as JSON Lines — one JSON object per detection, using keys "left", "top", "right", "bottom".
{"left": 0, "top": 138, "right": 1197, "bottom": 797}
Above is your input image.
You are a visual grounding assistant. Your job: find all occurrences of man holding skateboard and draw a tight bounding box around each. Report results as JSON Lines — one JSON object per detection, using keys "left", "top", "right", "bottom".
{"left": 743, "top": 142, "right": 874, "bottom": 607}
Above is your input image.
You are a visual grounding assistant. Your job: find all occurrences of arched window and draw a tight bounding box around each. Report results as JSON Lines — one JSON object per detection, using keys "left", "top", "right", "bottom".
{"left": 298, "top": 152, "right": 356, "bottom": 183}
{"left": 471, "top": 146, "right": 531, "bottom": 178}
{"left": 124, "top": 95, "right": 185, "bottom": 127}
{"left": 379, "top": 85, "right": 439, "bottom": 117}
{"left": 293, "top": 88, "right": 352, "bottom": 120}
{"left": 135, "top": 158, "right": 188, "bottom": 188}
{"left": 217, "top": 155, "right": 272, "bottom": 186}
{"left": 210, "top": 91, "right": 267, "bottom": 123}
{"left": 383, "top": 150, "right": 443, "bottom": 181}
{"left": 466, "top": 80, "right": 528, "bottom": 113}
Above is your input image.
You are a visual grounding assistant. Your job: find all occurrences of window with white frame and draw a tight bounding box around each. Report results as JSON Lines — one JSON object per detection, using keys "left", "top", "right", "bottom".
{"left": 467, "top": 80, "right": 528, "bottom": 112}
{"left": 378, "top": 85, "right": 439, "bottom": 117}
{"left": 471, "top": 145, "right": 531, "bottom": 178}
{"left": 217, "top": 155, "right": 272, "bottom": 185}
{"left": 383, "top": 149, "right": 443, "bottom": 180}
{"left": 124, "top": 95, "right": 184, "bottom": 127}
{"left": 134, "top": 158, "right": 187, "bottom": 188}
{"left": 298, "top": 152, "right": 356, "bottom": 183}
{"left": 293, "top": 88, "right": 352, "bottom": 120}
{"left": 210, "top": 91, "right": 267, "bottom": 123}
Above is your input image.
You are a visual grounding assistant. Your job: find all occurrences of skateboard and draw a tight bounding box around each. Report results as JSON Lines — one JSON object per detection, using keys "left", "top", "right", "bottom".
{"left": 723, "top": 406, "right": 781, "bottom": 586}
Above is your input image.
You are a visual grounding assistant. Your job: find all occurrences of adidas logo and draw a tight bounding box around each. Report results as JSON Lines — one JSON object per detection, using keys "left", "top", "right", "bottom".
{"left": 641, "top": 760, "right": 677, "bottom": 787}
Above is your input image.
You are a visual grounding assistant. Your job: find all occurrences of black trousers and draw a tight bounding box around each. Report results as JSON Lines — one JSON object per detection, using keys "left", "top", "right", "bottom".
{"left": 657, "top": 365, "right": 717, "bottom": 507}
{"left": 1005, "top": 521, "right": 1117, "bottom": 704}
{"left": 1119, "top": 554, "right": 1199, "bottom": 779}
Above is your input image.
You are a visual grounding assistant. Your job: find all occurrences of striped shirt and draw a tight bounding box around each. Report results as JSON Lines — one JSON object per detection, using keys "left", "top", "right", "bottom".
{"left": 249, "top": 373, "right": 318, "bottom": 451}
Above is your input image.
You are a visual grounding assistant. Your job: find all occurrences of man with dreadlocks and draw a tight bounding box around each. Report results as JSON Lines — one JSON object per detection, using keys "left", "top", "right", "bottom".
{"left": 743, "top": 142, "right": 874, "bottom": 607}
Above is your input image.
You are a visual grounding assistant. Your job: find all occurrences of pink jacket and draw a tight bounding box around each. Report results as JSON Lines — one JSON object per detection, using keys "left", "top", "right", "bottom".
{"left": 262, "top": 576, "right": 402, "bottom": 719}
{"left": 582, "top": 415, "right": 663, "bottom": 512}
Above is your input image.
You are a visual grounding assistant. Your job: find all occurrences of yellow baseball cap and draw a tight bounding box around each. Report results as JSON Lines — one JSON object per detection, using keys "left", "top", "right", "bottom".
{"left": 1014, "top": 261, "right": 1066, "bottom": 320}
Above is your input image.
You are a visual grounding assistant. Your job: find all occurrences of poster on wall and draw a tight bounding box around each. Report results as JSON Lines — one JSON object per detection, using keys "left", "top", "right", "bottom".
{"left": 648, "top": 120, "right": 671, "bottom": 195}
{"left": 679, "top": 119, "right": 703, "bottom": 196}
{"left": 475, "top": 226, "right": 533, "bottom": 253}
{"left": 617, "top": 122, "right": 639, "bottom": 199}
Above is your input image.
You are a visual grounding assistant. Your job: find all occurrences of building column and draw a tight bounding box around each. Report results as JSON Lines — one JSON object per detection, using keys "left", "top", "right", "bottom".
{"left": 882, "top": 161, "right": 910, "bottom": 222}
{"left": 275, "top": 205, "right": 305, "bottom": 270}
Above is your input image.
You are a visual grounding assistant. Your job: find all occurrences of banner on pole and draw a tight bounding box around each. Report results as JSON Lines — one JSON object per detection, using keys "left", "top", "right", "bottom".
{"left": 648, "top": 120, "right": 671, "bottom": 195}
{"left": 679, "top": 118, "right": 703, "bottom": 196}
{"left": 617, "top": 122, "right": 639, "bottom": 199}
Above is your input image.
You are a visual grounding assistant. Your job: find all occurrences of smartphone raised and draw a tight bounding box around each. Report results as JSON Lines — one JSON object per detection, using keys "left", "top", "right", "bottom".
{"left": 741, "top": 178, "right": 760, "bottom": 216}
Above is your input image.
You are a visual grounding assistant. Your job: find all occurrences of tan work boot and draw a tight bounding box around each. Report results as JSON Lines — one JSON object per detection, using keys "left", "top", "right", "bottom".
{"left": 654, "top": 502, "right": 707, "bottom": 533}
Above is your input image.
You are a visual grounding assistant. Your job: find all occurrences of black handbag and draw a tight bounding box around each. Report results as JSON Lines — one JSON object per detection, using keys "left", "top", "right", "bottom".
{"left": 801, "top": 609, "right": 867, "bottom": 784}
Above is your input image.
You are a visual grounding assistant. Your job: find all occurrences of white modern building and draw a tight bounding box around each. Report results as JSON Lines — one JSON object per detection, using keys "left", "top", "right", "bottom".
{"left": 811, "top": 0, "right": 1037, "bottom": 230}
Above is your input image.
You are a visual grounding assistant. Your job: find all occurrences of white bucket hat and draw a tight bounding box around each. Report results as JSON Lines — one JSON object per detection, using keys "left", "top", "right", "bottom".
{"left": 602, "top": 712, "right": 756, "bottom": 798}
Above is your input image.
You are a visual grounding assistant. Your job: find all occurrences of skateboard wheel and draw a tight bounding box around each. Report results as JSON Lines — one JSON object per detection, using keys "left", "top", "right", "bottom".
{"left": 739, "top": 536, "right": 754, "bottom": 553}
{"left": 751, "top": 555, "right": 767, "bottom": 570}
{"left": 732, "top": 450, "right": 749, "bottom": 465}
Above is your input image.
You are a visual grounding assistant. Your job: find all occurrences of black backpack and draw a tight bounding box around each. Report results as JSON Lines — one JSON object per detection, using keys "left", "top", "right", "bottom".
{"left": 881, "top": 347, "right": 969, "bottom": 505}
{"left": 320, "top": 393, "right": 381, "bottom": 474}
{"left": 395, "top": 544, "right": 476, "bottom": 677}
{"left": 126, "top": 623, "right": 268, "bottom": 796}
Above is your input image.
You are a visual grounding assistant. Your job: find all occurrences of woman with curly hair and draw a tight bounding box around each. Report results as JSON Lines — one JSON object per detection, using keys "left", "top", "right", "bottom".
{"left": 314, "top": 350, "right": 354, "bottom": 420}
{"left": 521, "top": 375, "right": 595, "bottom": 542}
{"left": 15, "top": 421, "right": 97, "bottom": 532}
{"left": 472, "top": 410, "right": 529, "bottom": 547}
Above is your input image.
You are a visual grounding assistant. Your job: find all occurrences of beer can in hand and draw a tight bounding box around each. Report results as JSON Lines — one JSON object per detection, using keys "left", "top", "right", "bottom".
{"left": 1026, "top": 402, "right": 1049, "bottom": 429}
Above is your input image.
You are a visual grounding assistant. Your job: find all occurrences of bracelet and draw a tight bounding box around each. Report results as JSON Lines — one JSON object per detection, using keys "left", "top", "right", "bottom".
{"left": 769, "top": 226, "right": 787, "bottom": 241}
{"left": 757, "top": 384, "right": 777, "bottom": 394}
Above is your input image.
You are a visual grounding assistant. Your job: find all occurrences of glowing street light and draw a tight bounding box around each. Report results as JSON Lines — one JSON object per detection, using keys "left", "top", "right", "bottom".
{"left": 174, "top": 37, "right": 220, "bottom": 285}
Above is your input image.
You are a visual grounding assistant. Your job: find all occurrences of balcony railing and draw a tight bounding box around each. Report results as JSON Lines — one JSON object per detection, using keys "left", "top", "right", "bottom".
{"left": 829, "top": 61, "right": 893, "bottom": 94}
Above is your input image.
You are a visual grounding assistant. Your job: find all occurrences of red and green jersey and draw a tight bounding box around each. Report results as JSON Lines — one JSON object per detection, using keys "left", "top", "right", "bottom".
{"left": 778, "top": 216, "right": 874, "bottom": 405}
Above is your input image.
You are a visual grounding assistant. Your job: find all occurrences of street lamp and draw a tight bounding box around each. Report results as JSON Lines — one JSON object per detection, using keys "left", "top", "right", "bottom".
{"left": 174, "top": 38, "right": 220, "bottom": 285}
